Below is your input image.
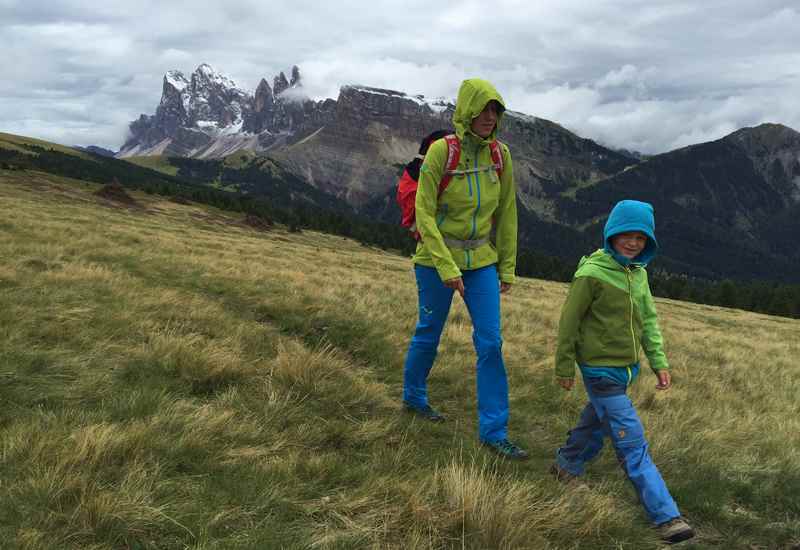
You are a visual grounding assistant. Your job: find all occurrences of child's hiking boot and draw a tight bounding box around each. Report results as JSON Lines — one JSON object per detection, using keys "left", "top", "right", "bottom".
{"left": 657, "top": 517, "right": 695, "bottom": 544}
{"left": 483, "top": 439, "right": 529, "bottom": 460}
{"left": 403, "top": 401, "right": 445, "bottom": 422}
{"left": 550, "top": 462, "right": 579, "bottom": 484}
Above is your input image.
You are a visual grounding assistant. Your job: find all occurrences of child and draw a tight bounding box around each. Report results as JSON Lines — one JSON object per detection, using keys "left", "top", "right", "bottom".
{"left": 552, "top": 200, "right": 695, "bottom": 544}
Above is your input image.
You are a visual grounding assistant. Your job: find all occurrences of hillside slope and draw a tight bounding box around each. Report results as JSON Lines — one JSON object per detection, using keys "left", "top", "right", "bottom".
{"left": 559, "top": 123, "right": 800, "bottom": 282}
{"left": 1, "top": 170, "right": 799, "bottom": 549}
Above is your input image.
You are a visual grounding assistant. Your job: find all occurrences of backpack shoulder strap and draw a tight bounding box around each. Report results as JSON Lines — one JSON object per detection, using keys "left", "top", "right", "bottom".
{"left": 437, "top": 134, "right": 461, "bottom": 197}
{"left": 489, "top": 139, "right": 504, "bottom": 176}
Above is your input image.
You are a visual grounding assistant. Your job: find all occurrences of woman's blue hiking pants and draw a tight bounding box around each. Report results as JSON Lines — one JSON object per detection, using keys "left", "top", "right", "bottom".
{"left": 402, "top": 264, "right": 508, "bottom": 443}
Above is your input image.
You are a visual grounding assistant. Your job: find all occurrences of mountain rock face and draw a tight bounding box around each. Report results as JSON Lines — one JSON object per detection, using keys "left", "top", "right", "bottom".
{"left": 118, "top": 64, "right": 333, "bottom": 159}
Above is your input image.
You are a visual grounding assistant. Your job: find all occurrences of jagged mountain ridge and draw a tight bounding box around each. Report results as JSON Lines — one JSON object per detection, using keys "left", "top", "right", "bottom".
{"left": 118, "top": 64, "right": 329, "bottom": 159}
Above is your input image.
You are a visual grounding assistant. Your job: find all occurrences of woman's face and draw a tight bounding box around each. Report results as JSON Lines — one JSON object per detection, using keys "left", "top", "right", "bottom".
{"left": 470, "top": 101, "right": 499, "bottom": 138}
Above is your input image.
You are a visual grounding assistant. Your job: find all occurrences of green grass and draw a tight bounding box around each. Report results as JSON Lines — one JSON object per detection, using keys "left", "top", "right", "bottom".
{"left": 222, "top": 150, "right": 258, "bottom": 169}
{"left": 0, "top": 131, "right": 94, "bottom": 159}
{"left": 1, "top": 168, "right": 799, "bottom": 549}
{"left": 125, "top": 155, "right": 180, "bottom": 176}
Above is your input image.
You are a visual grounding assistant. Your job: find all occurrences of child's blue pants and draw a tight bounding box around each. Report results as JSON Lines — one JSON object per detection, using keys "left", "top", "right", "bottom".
{"left": 556, "top": 376, "right": 680, "bottom": 525}
{"left": 403, "top": 264, "right": 508, "bottom": 443}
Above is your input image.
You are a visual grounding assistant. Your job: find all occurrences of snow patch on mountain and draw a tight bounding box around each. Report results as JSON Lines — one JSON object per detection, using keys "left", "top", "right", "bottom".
{"left": 166, "top": 70, "right": 189, "bottom": 91}
{"left": 344, "top": 85, "right": 454, "bottom": 113}
{"left": 196, "top": 63, "right": 237, "bottom": 87}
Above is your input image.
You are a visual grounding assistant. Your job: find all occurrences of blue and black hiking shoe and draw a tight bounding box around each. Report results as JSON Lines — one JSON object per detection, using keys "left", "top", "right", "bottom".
{"left": 483, "top": 439, "right": 529, "bottom": 460}
{"left": 403, "top": 401, "right": 445, "bottom": 422}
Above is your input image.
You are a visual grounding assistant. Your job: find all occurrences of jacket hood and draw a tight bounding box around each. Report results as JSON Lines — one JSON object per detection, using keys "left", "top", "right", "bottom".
{"left": 602, "top": 200, "right": 658, "bottom": 266}
{"left": 453, "top": 78, "right": 506, "bottom": 142}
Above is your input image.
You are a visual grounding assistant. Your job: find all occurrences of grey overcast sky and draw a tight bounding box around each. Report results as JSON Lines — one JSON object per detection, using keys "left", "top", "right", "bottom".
{"left": 1, "top": 0, "right": 799, "bottom": 154}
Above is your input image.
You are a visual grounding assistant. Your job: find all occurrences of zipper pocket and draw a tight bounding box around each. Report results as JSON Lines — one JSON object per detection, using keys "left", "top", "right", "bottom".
{"left": 436, "top": 204, "right": 448, "bottom": 227}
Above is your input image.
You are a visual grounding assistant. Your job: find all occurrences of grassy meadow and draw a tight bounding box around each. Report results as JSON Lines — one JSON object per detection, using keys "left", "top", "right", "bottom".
{"left": 1, "top": 169, "right": 799, "bottom": 549}
{"left": 125, "top": 156, "right": 180, "bottom": 177}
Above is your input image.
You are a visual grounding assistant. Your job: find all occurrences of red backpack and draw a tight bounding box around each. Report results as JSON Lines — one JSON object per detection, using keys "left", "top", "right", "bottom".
{"left": 396, "top": 133, "right": 504, "bottom": 240}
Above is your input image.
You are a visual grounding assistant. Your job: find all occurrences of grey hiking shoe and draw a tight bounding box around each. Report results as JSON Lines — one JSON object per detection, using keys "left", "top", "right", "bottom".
{"left": 550, "top": 462, "right": 579, "bottom": 484}
{"left": 483, "top": 439, "right": 529, "bottom": 460}
{"left": 403, "top": 401, "right": 445, "bottom": 422}
{"left": 658, "top": 517, "right": 695, "bottom": 544}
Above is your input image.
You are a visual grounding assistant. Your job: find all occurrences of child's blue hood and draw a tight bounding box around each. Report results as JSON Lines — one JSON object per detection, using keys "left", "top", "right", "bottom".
{"left": 603, "top": 200, "right": 658, "bottom": 266}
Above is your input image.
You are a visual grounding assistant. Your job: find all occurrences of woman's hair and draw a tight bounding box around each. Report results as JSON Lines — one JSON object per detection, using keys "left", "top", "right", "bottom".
{"left": 405, "top": 129, "right": 451, "bottom": 180}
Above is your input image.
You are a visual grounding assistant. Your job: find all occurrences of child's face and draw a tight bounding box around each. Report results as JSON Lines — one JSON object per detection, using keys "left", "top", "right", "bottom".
{"left": 611, "top": 231, "right": 647, "bottom": 259}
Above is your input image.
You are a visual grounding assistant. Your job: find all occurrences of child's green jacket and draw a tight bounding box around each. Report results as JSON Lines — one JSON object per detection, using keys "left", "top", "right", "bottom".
{"left": 555, "top": 249, "right": 669, "bottom": 379}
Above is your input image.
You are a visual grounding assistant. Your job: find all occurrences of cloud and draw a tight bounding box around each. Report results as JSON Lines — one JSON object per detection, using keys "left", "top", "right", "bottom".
{"left": 1, "top": 0, "right": 798, "bottom": 152}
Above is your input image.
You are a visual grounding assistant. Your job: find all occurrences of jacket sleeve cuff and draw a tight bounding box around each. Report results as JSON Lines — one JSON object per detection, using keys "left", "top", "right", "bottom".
{"left": 555, "top": 361, "right": 576, "bottom": 379}
{"left": 436, "top": 265, "right": 462, "bottom": 282}
{"left": 499, "top": 272, "right": 515, "bottom": 284}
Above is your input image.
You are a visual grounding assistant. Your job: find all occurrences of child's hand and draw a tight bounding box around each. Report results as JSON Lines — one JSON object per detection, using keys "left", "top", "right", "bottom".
{"left": 655, "top": 370, "right": 672, "bottom": 390}
{"left": 557, "top": 378, "right": 574, "bottom": 391}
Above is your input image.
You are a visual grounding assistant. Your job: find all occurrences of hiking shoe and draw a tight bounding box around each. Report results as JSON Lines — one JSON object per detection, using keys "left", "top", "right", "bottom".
{"left": 658, "top": 517, "right": 695, "bottom": 544}
{"left": 550, "top": 462, "right": 579, "bottom": 484}
{"left": 403, "top": 401, "right": 445, "bottom": 422}
{"left": 483, "top": 439, "right": 529, "bottom": 460}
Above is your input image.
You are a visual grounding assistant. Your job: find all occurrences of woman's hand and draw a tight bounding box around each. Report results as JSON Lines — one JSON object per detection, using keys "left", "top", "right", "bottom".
{"left": 500, "top": 282, "right": 512, "bottom": 294}
{"left": 443, "top": 277, "right": 464, "bottom": 297}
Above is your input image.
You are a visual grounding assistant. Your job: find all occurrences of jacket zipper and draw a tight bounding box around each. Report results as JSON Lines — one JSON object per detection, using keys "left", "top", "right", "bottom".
{"left": 470, "top": 148, "right": 481, "bottom": 240}
{"left": 626, "top": 267, "right": 638, "bottom": 363}
{"left": 464, "top": 144, "right": 484, "bottom": 269}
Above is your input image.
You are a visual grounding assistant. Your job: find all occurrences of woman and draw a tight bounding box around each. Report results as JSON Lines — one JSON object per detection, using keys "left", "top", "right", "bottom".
{"left": 402, "top": 78, "right": 526, "bottom": 459}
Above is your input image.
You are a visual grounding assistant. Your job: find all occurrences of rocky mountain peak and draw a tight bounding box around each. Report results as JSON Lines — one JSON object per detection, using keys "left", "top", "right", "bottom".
{"left": 273, "top": 72, "right": 290, "bottom": 96}
{"left": 191, "top": 63, "right": 241, "bottom": 92}
{"left": 253, "top": 78, "right": 274, "bottom": 110}
{"left": 726, "top": 123, "right": 800, "bottom": 153}
{"left": 120, "top": 63, "right": 335, "bottom": 157}
{"left": 725, "top": 123, "right": 800, "bottom": 200}
{"left": 164, "top": 70, "right": 189, "bottom": 92}
{"left": 156, "top": 71, "right": 190, "bottom": 136}
{"left": 184, "top": 64, "right": 248, "bottom": 129}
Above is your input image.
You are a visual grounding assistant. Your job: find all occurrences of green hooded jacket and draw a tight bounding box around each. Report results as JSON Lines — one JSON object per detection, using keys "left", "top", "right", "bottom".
{"left": 412, "top": 79, "right": 517, "bottom": 283}
{"left": 554, "top": 249, "right": 669, "bottom": 379}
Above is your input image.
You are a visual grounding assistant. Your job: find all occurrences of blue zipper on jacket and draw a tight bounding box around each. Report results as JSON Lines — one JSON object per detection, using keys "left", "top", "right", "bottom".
{"left": 466, "top": 146, "right": 483, "bottom": 269}
{"left": 470, "top": 148, "right": 481, "bottom": 240}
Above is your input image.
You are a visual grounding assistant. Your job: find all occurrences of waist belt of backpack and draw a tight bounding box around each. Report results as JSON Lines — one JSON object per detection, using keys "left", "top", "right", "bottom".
{"left": 443, "top": 236, "right": 490, "bottom": 250}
